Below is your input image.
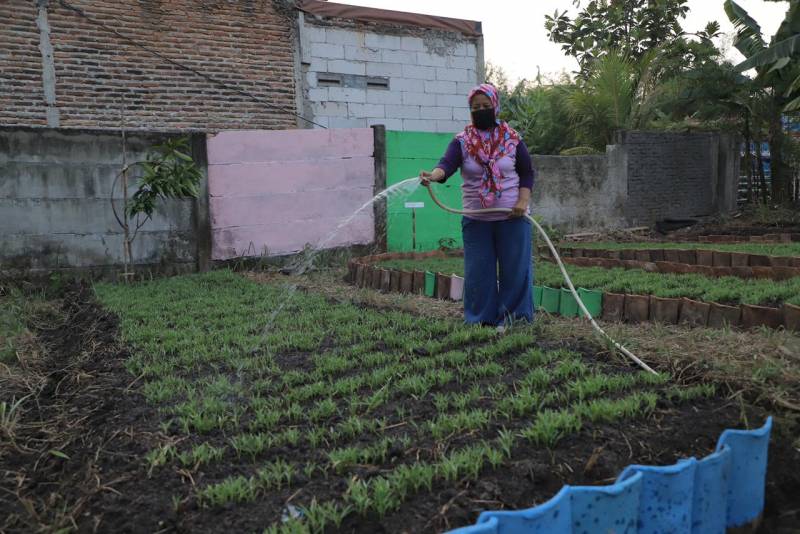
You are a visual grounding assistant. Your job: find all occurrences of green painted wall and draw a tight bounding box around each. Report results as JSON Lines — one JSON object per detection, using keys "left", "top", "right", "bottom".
{"left": 386, "top": 131, "right": 463, "bottom": 252}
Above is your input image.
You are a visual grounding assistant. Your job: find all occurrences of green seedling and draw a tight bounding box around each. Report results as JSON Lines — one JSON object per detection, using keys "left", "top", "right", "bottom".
{"left": 178, "top": 442, "right": 226, "bottom": 467}
{"left": 309, "top": 398, "right": 338, "bottom": 422}
{"left": 145, "top": 443, "right": 176, "bottom": 474}
{"left": 433, "top": 392, "right": 450, "bottom": 412}
{"left": 439, "top": 444, "right": 487, "bottom": 482}
{"left": 256, "top": 459, "right": 295, "bottom": 490}
{"left": 0, "top": 395, "right": 29, "bottom": 440}
{"left": 428, "top": 409, "right": 490, "bottom": 440}
{"left": 515, "top": 348, "right": 555, "bottom": 369}
{"left": 231, "top": 433, "right": 272, "bottom": 460}
{"left": 276, "top": 428, "right": 301, "bottom": 447}
{"left": 497, "top": 428, "right": 515, "bottom": 458}
{"left": 286, "top": 402, "right": 304, "bottom": 422}
{"left": 328, "top": 446, "right": 360, "bottom": 474}
{"left": 142, "top": 376, "right": 187, "bottom": 404}
{"left": 485, "top": 446, "right": 504, "bottom": 469}
{"left": 303, "top": 499, "right": 351, "bottom": 533}
{"left": 521, "top": 367, "right": 553, "bottom": 390}
{"left": 487, "top": 384, "right": 509, "bottom": 399}
{"left": 666, "top": 383, "right": 716, "bottom": 402}
{"left": 370, "top": 477, "right": 401, "bottom": 518}
{"left": 522, "top": 409, "right": 582, "bottom": 447}
{"left": 393, "top": 462, "right": 435, "bottom": 493}
{"left": 497, "top": 387, "right": 541, "bottom": 419}
{"left": 346, "top": 478, "right": 372, "bottom": 515}
{"left": 197, "top": 475, "right": 256, "bottom": 507}
{"left": 337, "top": 416, "right": 368, "bottom": 440}
{"left": 568, "top": 373, "right": 637, "bottom": 400}
{"left": 306, "top": 427, "right": 326, "bottom": 448}
{"left": 553, "top": 358, "right": 588, "bottom": 380}
{"left": 397, "top": 374, "right": 433, "bottom": 397}
{"left": 251, "top": 408, "right": 281, "bottom": 431}
{"left": 302, "top": 462, "right": 318, "bottom": 480}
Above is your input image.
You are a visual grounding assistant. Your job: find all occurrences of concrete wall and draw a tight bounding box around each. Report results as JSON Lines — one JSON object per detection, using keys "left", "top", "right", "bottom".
{"left": 207, "top": 128, "right": 376, "bottom": 260}
{"left": 0, "top": 127, "right": 200, "bottom": 275}
{"left": 532, "top": 152, "right": 626, "bottom": 230}
{"left": 297, "top": 14, "right": 480, "bottom": 132}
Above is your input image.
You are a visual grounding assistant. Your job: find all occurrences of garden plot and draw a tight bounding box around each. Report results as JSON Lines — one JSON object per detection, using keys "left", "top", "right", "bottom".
{"left": 2, "top": 271, "right": 795, "bottom": 533}
{"left": 377, "top": 257, "right": 800, "bottom": 307}
{"left": 92, "top": 271, "right": 768, "bottom": 532}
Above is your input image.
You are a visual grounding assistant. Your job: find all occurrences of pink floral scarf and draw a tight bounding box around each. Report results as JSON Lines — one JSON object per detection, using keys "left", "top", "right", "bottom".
{"left": 455, "top": 83, "right": 520, "bottom": 208}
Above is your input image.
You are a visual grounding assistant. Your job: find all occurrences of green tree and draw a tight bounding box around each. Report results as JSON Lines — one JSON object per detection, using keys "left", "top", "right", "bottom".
{"left": 112, "top": 137, "right": 202, "bottom": 278}
{"left": 561, "top": 43, "right": 725, "bottom": 150}
{"left": 499, "top": 82, "right": 578, "bottom": 155}
{"left": 726, "top": 0, "right": 800, "bottom": 203}
{"left": 545, "top": 0, "right": 693, "bottom": 73}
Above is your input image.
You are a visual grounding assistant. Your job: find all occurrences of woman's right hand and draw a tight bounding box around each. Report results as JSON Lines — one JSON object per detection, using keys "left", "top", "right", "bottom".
{"left": 420, "top": 168, "right": 445, "bottom": 186}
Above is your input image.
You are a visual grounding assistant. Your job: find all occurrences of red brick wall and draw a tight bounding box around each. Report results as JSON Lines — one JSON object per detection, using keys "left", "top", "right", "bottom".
{"left": 1, "top": 2, "right": 48, "bottom": 127}
{"left": 0, "top": 0, "right": 297, "bottom": 131}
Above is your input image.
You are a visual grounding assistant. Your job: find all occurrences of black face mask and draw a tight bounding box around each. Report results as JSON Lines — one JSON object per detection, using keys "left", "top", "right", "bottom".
{"left": 471, "top": 108, "right": 496, "bottom": 130}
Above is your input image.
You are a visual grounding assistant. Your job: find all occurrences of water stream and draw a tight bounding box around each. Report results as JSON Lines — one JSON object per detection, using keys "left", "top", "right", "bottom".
{"left": 252, "top": 176, "right": 421, "bottom": 351}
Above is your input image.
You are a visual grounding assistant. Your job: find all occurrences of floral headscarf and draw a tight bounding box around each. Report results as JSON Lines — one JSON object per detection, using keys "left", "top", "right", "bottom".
{"left": 455, "top": 83, "right": 520, "bottom": 208}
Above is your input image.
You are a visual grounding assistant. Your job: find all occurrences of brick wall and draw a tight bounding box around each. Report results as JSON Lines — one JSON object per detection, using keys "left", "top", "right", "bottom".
{"left": 298, "top": 14, "right": 481, "bottom": 132}
{"left": 1, "top": 1, "right": 48, "bottom": 127}
{"left": 620, "top": 131, "right": 720, "bottom": 225}
{"left": 0, "top": 0, "right": 296, "bottom": 131}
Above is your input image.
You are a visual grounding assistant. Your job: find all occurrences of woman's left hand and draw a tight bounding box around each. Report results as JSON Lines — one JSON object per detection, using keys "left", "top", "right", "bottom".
{"left": 509, "top": 198, "right": 528, "bottom": 218}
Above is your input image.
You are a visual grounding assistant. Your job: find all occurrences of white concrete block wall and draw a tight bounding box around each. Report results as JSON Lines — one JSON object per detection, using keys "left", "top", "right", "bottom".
{"left": 300, "top": 19, "right": 480, "bottom": 133}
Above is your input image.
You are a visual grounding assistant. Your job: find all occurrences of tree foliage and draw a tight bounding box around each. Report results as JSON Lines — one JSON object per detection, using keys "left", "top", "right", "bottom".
{"left": 545, "top": 0, "right": 698, "bottom": 74}
{"left": 126, "top": 137, "right": 202, "bottom": 219}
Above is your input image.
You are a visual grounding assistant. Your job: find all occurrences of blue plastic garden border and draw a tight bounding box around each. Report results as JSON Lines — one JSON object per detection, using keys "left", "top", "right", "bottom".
{"left": 448, "top": 417, "right": 772, "bottom": 534}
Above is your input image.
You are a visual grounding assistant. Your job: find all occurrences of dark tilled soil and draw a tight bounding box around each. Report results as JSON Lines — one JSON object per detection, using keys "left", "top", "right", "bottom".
{"left": 1, "top": 284, "right": 798, "bottom": 534}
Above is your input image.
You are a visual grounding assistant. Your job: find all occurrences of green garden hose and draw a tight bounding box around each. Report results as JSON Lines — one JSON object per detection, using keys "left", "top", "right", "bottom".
{"left": 423, "top": 182, "right": 658, "bottom": 376}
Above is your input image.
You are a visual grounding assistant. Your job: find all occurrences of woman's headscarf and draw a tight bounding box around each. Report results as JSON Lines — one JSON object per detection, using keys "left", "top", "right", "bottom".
{"left": 456, "top": 83, "right": 520, "bottom": 208}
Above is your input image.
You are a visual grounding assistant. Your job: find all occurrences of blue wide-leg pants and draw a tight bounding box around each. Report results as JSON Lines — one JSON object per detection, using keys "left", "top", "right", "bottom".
{"left": 462, "top": 216, "right": 534, "bottom": 326}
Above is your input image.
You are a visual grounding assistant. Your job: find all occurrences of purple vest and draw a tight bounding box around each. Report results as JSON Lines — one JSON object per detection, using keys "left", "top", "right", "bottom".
{"left": 461, "top": 145, "right": 529, "bottom": 221}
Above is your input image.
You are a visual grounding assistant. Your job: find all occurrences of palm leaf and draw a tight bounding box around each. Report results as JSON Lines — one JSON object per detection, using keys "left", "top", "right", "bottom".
{"left": 783, "top": 71, "right": 800, "bottom": 110}
{"left": 737, "top": 34, "right": 800, "bottom": 71}
{"left": 724, "top": 0, "right": 766, "bottom": 59}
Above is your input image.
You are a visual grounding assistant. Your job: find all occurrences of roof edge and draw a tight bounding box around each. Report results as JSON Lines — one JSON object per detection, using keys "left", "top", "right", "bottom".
{"left": 298, "top": 0, "right": 482, "bottom": 37}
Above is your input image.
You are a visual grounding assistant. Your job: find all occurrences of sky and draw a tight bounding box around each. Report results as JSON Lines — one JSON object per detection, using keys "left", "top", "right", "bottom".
{"left": 338, "top": 0, "right": 789, "bottom": 83}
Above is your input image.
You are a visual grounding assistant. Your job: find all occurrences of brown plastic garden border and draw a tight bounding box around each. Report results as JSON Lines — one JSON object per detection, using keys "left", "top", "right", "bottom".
{"left": 692, "top": 232, "right": 800, "bottom": 244}
{"left": 541, "top": 252, "right": 800, "bottom": 281}
{"left": 649, "top": 296, "right": 681, "bottom": 324}
{"left": 346, "top": 252, "right": 798, "bottom": 332}
{"left": 549, "top": 245, "right": 800, "bottom": 267}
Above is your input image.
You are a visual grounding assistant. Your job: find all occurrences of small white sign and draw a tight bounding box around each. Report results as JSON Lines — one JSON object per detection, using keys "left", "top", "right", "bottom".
{"left": 404, "top": 202, "right": 425, "bottom": 209}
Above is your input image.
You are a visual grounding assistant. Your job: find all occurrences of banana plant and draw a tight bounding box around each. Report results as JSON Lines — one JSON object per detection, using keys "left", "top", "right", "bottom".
{"left": 727, "top": 0, "right": 800, "bottom": 111}
{"left": 725, "top": 0, "right": 799, "bottom": 203}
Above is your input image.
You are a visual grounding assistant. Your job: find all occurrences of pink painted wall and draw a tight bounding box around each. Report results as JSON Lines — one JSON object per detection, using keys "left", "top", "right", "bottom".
{"left": 207, "top": 129, "right": 375, "bottom": 260}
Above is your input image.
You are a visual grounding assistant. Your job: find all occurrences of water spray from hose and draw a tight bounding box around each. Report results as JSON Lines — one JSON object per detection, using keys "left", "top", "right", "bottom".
{"left": 422, "top": 181, "right": 657, "bottom": 376}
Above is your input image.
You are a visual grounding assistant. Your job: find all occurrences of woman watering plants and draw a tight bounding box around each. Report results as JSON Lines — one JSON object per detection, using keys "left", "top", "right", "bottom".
{"left": 420, "top": 83, "right": 535, "bottom": 330}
